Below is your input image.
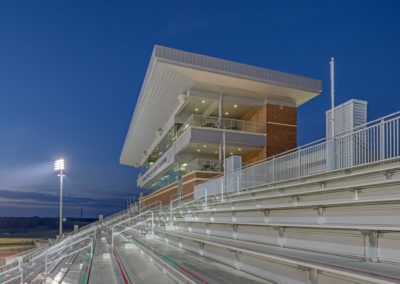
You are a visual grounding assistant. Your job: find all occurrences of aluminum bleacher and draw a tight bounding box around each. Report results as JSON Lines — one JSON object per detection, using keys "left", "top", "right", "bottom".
{"left": 2, "top": 111, "right": 400, "bottom": 283}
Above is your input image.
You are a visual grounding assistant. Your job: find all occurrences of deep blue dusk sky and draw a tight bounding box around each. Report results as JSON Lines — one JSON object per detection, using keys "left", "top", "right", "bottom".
{"left": 0, "top": 1, "right": 399, "bottom": 217}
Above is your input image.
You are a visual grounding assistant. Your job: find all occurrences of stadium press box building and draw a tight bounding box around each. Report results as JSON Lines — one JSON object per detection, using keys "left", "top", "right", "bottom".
{"left": 120, "top": 45, "right": 322, "bottom": 206}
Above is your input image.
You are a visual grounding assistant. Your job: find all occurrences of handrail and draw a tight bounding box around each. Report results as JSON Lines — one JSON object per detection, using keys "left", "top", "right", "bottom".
{"left": 109, "top": 210, "right": 153, "bottom": 232}
{"left": 0, "top": 262, "right": 19, "bottom": 277}
{"left": 351, "top": 110, "right": 400, "bottom": 132}
{"left": 170, "top": 191, "right": 193, "bottom": 209}
{"left": 170, "top": 193, "right": 209, "bottom": 224}
{"left": 1, "top": 270, "right": 22, "bottom": 284}
{"left": 140, "top": 200, "right": 162, "bottom": 212}
{"left": 46, "top": 234, "right": 94, "bottom": 258}
{"left": 0, "top": 261, "right": 18, "bottom": 274}
{"left": 38, "top": 229, "right": 96, "bottom": 260}
{"left": 336, "top": 112, "right": 400, "bottom": 139}
{"left": 177, "top": 114, "right": 266, "bottom": 138}
{"left": 111, "top": 212, "right": 154, "bottom": 247}
{"left": 31, "top": 230, "right": 96, "bottom": 264}
{"left": 105, "top": 212, "right": 129, "bottom": 227}
{"left": 44, "top": 235, "right": 94, "bottom": 275}
{"left": 112, "top": 218, "right": 154, "bottom": 247}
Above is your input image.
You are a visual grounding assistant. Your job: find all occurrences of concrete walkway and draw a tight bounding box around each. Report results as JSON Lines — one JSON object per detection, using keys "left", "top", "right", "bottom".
{"left": 88, "top": 231, "right": 117, "bottom": 284}
{"left": 115, "top": 243, "right": 174, "bottom": 284}
{"left": 129, "top": 233, "right": 270, "bottom": 284}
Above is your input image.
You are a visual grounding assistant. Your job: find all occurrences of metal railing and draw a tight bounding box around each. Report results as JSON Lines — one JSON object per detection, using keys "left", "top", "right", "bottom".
{"left": 194, "top": 111, "right": 400, "bottom": 199}
{"left": 111, "top": 218, "right": 154, "bottom": 247}
{"left": 110, "top": 210, "right": 154, "bottom": 247}
{"left": 138, "top": 114, "right": 265, "bottom": 189}
{"left": 43, "top": 235, "right": 94, "bottom": 275}
{"left": 0, "top": 262, "right": 22, "bottom": 284}
{"left": 183, "top": 159, "right": 222, "bottom": 174}
{"left": 30, "top": 229, "right": 96, "bottom": 268}
{"left": 0, "top": 226, "right": 98, "bottom": 284}
{"left": 140, "top": 200, "right": 162, "bottom": 213}
{"left": 170, "top": 195, "right": 205, "bottom": 224}
{"left": 176, "top": 114, "right": 266, "bottom": 138}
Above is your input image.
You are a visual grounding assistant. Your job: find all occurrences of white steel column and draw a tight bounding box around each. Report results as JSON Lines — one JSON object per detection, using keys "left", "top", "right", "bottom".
{"left": 219, "top": 89, "right": 226, "bottom": 200}
{"left": 330, "top": 57, "right": 336, "bottom": 170}
{"left": 330, "top": 57, "right": 335, "bottom": 139}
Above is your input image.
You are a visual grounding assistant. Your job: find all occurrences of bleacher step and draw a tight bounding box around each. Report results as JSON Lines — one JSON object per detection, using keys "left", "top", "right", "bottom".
{"left": 156, "top": 228, "right": 400, "bottom": 284}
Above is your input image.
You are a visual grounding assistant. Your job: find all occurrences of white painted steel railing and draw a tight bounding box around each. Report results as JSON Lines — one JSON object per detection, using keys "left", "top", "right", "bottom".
{"left": 183, "top": 158, "right": 222, "bottom": 174}
{"left": 140, "top": 200, "right": 161, "bottom": 213}
{"left": 176, "top": 114, "right": 266, "bottom": 138}
{"left": 0, "top": 262, "right": 22, "bottom": 284}
{"left": 110, "top": 210, "right": 154, "bottom": 247}
{"left": 194, "top": 111, "right": 400, "bottom": 199}
{"left": 44, "top": 235, "right": 94, "bottom": 276}
{"left": 170, "top": 195, "right": 204, "bottom": 224}
{"left": 111, "top": 218, "right": 154, "bottom": 247}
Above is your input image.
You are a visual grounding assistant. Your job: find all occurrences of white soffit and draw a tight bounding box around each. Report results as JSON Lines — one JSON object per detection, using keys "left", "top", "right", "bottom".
{"left": 120, "top": 45, "right": 322, "bottom": 167}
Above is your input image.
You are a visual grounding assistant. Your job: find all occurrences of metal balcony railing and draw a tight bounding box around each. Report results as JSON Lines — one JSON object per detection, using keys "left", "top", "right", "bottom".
{"left": 138, "top": 115, "right": 265, "bottom": 189}
{"left": 183, "top": 159, "right": 222, "bottom": 174}
{"left": 177, "top": 114, "right": 266, "bottom": 138}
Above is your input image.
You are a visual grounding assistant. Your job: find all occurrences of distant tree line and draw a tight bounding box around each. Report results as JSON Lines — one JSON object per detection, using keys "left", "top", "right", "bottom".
{"left": 0, "top": 217, "right": 97, "bottom": 236}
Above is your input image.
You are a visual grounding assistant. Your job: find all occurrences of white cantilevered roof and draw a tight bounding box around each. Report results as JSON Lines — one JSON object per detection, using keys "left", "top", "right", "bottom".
{"left": 120, "top": 45, "right": 322, "bottom": 167}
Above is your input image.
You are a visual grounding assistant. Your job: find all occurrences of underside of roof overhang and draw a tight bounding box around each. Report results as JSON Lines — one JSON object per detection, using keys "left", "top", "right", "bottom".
{"left": 120, "top": 45, "right": 322, "bottom": 167}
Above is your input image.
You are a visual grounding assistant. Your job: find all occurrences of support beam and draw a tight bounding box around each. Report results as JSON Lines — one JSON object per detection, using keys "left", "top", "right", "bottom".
{"left": 273, "top": 226, "right": 285, "bottom": 247}
{"left": 361, "top": 230, "right": 379, "bottom": 262}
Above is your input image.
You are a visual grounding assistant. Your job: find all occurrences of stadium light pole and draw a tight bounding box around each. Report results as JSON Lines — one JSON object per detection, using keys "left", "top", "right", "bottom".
{"left": 54, "top": 159, "right": 65, "bottom": 237}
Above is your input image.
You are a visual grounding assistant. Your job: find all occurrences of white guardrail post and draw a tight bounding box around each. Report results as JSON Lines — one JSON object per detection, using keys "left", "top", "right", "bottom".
{"left": 19, "top": 265, "right": 23, "bottom": 284}
{"left": 221, "top": 179, "right": 224, "bottom": 201}
{"left": 169, "top": 200, "right": 174, "bottom": 226}
{"left": 204, "top": 188, "right": 208, "bottom": 209}
{"left": 380, "top": 118, "right": 385, "bottom": 160}
{"left": 44, "top": 250, "right": 48, "bottom": 276}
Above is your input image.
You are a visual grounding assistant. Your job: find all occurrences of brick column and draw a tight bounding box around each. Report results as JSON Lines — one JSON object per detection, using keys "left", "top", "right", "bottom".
{"left": 266, "top": 104, "right": 297, "bottom": 157}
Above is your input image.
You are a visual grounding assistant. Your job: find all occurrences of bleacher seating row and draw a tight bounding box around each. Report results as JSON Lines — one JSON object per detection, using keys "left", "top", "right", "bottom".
{"left": 2, "top": 161, "right": 400, "bottom": 283}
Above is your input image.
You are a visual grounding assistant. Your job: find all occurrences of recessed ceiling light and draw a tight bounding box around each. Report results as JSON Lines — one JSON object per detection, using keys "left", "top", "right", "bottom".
{"left": 225, "top": 112, "right": 229, "bottom": 115}
{"left": 233, "top": 104, "right": 238, "bottom": 108}
{"left": 197, "top": 149, "right": 201, "bottom": 152}
{"left": 230, "top": 152, "right": 234, "bottom": 155}
{"left": 238, "top": 148, "right": 242, "bottom": 151}
{"left": 214, "top": 150, "right": 218, "bottom": 154}
{"left": 201, "top": 100, "right": 206, "bottom": 104}
{"left": 195, "top": 108, "right": 199, "bottom": 112}
{"left": 203, "top": 144, "right": 207, "bottom": 148}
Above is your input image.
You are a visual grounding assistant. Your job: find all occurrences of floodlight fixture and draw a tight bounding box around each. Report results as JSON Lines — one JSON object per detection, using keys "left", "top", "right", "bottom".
{"left": 54, "top": 158, "right": 65, "bottom": 237}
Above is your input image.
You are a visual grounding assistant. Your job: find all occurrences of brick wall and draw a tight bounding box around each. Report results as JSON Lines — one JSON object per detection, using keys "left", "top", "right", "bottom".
{"left": 266, "top": 104, "right": 297, "bottom": 156}
{"left": 241, "top": 103, "right": 297, "bottom": 165}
